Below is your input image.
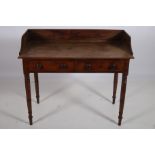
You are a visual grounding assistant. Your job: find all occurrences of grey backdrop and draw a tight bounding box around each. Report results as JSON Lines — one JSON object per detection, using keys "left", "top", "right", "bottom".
{"left": 0, "top": 26, "right": 155, "bottom": 128}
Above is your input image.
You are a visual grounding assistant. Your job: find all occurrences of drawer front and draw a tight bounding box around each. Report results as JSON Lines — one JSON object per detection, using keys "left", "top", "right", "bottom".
{"left": 25, "top": 59, "right": 127, "bottom": 73}
{"left": 75, "top": 60, "right": 126, "bottom": 72}
{"left": 27, "top": 60, "right": 75, "bottom": 72}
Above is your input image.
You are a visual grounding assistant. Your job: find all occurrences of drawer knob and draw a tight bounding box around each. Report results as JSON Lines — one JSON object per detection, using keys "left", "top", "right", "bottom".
{"left": 85, "top": 63, "right": 92, "bottom": 71}
{"left": 109, "top": 64, "right": 116, "bottom": 71}
{"left": 59, "top": 63, "right": 68, "bottom": 69}
{"left": 36, "top": 63, "right": 43, "bottom": 70}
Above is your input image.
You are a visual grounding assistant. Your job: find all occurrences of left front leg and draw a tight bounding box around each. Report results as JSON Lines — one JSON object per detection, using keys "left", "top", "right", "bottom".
{"left": 24, "top": 73, "right": 33, "bottom": 125}
{"left": 118, "top": 73, "right": 128, "bottom": 126}
{"left": 34, "top": 73, "right": 40, "bottom": 104}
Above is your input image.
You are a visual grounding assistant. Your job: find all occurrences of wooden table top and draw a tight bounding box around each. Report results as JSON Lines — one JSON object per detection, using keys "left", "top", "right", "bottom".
{"left": 19, "top": 29, "right": 134, "bottom": 59}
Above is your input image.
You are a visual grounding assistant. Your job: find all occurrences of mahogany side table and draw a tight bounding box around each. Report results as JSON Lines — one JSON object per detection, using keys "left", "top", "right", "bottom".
{"left": 18, "top": 29, "right": 134, "bottom": 126}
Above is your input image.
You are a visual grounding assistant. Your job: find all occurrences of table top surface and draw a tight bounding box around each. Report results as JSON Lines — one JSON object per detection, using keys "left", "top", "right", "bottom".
{"left": 19, "top": 29, "right": 134, "bottom": 59}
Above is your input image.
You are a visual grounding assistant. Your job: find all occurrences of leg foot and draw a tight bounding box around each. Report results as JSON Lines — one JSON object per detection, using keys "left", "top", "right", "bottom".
{"left": 29, "top": 115, "right": 33, "bottom": 125}
{"left": 37, "top": 98, "right": 40, "bottom": 104}
{"left": 118, "top": 114, "right": 123, "bottom": 126}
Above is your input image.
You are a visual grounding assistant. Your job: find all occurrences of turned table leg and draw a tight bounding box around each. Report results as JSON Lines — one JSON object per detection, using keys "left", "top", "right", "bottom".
{"left": 118, "top": 73, "right": 128, "bottom": 126}
{"left": 34, "top": 73, "right": 40, "bottom": 104}
{"left": 24, "top": 73, "right": 33, "bottom": 125}
{"left": 112, "top": 73, "right": 118, "bottom": 104}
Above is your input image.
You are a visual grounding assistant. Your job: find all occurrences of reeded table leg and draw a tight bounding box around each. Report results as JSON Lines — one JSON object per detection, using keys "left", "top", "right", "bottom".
{"left": 112, "top": 73, "right": 118, "bottom": 104}
{"left": 24, "top": 73, "right": 33, "bottom": 125}
{"left": 118, "top": 73, "right": 128, "bottom": 126}
{"left": 34, "top": 73, "right": 40, "bottom": 104}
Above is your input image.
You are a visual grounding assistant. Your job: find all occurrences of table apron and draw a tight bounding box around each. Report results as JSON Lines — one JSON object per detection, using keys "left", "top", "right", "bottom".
{"left": 23, "top": 59, "right": 129, "bottom": 73}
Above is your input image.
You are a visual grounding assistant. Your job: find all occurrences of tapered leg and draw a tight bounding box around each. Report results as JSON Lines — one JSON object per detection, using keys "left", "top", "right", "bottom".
{"left": 24, "top": 73, "right": 33, "bottom": 125}
{"left": 112, "top": 73, "right": 118, "bottom": 104}
{"left": 34, "top": 73, "right": 40, "bottom": 104}
{"left": 118, "top": 73, "right": 128, "bottom": 126}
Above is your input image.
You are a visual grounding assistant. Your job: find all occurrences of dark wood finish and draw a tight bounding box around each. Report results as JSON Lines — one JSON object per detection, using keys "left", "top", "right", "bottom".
{"left": 24, "top": 73, "right": 33, "bottom": 125}
{"left": 34, "top": 73, "right": 40, "bottom": 104}
{"left": 118, "top": 73, "right": 128, "bottom": 126}
{"left": 25, "top": 59, "right": 127, "bottom": 73}
{"left": 19, "top": 29, "right": 133, "bottom": 59}
{"left": 112, "top": 73, "right": 118, "bottom": 104}
{"left": 18, "top": 29, "right": 134, "bottom": 126}
{"left": 27, "top": 60, "right": 75, "bottom": 72}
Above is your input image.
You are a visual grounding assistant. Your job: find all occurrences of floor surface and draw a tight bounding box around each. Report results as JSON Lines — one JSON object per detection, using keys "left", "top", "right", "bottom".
{"left": 0, "top": 74, "right": 154, "bottom": 129}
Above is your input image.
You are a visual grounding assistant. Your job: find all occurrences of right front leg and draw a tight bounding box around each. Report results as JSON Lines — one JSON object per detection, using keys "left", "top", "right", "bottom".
{"left": 24, "top": 73, "right": 33, "bottom": 125}
{"left": 112, "top": 73, "right": 118, "bottom": 104}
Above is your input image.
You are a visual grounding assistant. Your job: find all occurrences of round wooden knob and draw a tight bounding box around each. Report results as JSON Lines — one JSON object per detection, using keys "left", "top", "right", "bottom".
{"left": 85, "top": 63, "right": 92, "bottom": 71}
{"left": 36, "top": 63, "right": 43, "bottom": 70}
{"left": 109, "top": 64, "right": 116, "bottom": 71}
{"left": 59, "top": 63, "right": 68, "bottom": 69}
